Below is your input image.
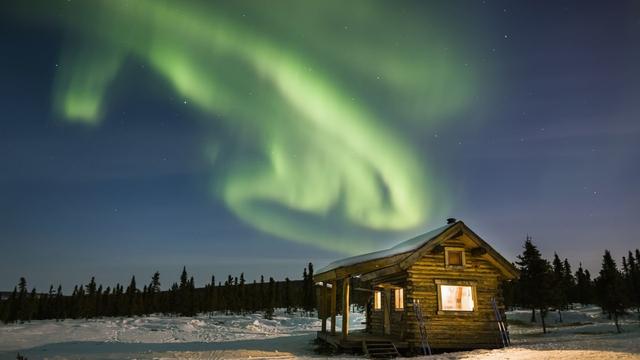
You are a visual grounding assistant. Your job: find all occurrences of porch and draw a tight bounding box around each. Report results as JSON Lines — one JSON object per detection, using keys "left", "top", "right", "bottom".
{"left": 315, "top": 277, "right": 411, "bottom": 353}
{"left": 316, "top": 330, "right": 409, "bottom": 351}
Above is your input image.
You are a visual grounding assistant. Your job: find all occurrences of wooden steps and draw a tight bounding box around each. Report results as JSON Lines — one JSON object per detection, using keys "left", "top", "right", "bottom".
{"left": 362, "top": 340, "right": 400, "bottom": 358}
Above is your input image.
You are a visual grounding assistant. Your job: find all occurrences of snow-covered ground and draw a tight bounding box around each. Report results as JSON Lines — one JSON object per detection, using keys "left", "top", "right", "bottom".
{"left": 0, "top": 307, "right": 638, "bottom": 359}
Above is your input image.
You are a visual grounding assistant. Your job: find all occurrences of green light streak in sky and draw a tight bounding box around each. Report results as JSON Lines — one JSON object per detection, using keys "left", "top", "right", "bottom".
{"left": 43, "top": 1, "right": 475, "bottom": 253}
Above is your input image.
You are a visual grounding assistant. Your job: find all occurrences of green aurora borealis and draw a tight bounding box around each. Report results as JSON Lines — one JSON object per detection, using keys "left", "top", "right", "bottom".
{"left": 34, "top": 1, "right": 477, "bottom": 253}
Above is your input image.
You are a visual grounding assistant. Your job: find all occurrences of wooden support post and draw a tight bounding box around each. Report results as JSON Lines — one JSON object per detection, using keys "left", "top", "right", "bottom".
{"left": 342, "top": 277, "right": 350, "bottom": 340}
{"left": 330, "top": 280, "right": 337, "bottom": 335}
{"left": 321, "top": 283, "right": 327, "bottom": 333}
{"left": 384, "top": 289, "right": 391, "bottom": 335}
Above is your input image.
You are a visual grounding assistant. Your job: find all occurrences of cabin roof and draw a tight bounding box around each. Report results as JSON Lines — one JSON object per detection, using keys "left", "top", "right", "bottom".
{"left": 317, "top": 223, "right": 454, "bottom": 274}
{"left": 314, "top": 220, "right": 518, "bottom": 282}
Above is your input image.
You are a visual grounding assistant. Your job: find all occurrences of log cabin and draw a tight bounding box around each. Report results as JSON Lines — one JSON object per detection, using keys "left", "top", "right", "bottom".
{"left": 313, "top": 219, "right": 518, "bottom": 354}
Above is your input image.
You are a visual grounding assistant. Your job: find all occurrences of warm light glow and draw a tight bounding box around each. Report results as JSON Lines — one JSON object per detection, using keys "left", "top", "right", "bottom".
{"left": 440, "top": 285, "right": 474, "bottom": 311}
{"left": 374, "top": 291, "right": 382, "bottom": 310}
{"left": 394, "top": 288, "right": 404, "bottom": 309}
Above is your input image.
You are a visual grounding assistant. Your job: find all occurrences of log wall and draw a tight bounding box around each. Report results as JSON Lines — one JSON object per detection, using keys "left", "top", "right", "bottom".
{"left": 366, "top": 236, "right": 508, "bottom": 350}
{"left": 405, "top": 238, "right": 506, "bottom": 349}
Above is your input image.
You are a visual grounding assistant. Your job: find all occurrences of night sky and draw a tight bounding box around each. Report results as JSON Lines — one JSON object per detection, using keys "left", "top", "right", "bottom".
{"left": 1, "top": 1, "right": 639, "bottom": 291}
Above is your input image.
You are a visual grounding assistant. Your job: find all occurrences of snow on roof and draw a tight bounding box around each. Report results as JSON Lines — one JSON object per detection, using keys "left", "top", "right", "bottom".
{"left": 317, "top": 223, "right": 455, "bottom": 274}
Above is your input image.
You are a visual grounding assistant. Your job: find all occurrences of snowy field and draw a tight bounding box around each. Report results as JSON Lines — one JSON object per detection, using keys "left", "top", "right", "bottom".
{"left": 0, "top": 307, "right": 638, "bottom": 359}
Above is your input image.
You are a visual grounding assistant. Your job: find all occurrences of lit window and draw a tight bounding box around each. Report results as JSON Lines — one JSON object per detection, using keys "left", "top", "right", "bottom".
{"left": 374, "top": 291, "right": 382, "bottom": 310}
{"left": 394, "top": 288, "right": 404, "bottom": 309}
{"left": 439, "top": 285, "right": 474, "bottom": 311}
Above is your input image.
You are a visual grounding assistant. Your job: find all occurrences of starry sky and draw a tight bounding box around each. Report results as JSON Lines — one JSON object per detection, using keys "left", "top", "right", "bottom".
{"left": 1, "top": 0, "right": 639, "bottom": 291}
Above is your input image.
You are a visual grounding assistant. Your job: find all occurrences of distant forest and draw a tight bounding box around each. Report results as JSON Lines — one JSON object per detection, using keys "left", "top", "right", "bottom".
{"left": 0, "top": 263, "right": 319, "bottom": 324}
{"left": 2, "top": 242, "right": 639, "bottom": 333}
{"left": 504, "top": 238, "right": 640, "bottom": 333}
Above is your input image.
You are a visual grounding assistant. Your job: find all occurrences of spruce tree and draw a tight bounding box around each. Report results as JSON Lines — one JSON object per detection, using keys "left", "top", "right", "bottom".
{"left": 250, "top": 280, "right": 258, "bottom": 312}
{"left": 627, "top": 250, "right": 640, "bottom": 317}
{"left": 169, "top": 282, "right": 179, "bottom": 315}
{"left": 18, "top": 278, "right": 27, "bottom": 293}
{"left": 43, "top": 285, "right": 55, "bottom": 319}
{"left": 233, "top": 276, "right": 239, "bottom": 314}
{"left": 27, "top": 288, "right": 38, "bottom": 322}
{"left": 239, "top": 273, "right": 246, "bottom": 314}
{"left": 306, "top": 263, "right": 316, "bottom": 312}
{"left": 55, "top": 285, "right": 63, "bottom": 320}
{"left": 302, "top": 268, "right": 308, "bottom": 314}
{"left": 265, "top": 277, "right": 276, "bottom": 319}
{"left": 562, "top": 258, "right": 576, "bottom": 305}
{"left": 178, "top": 267, "right": 192, "bottom": 316}
{"left": 211, "top": 277, "right": 217, "bottom": 312}
{"left": 188, "top": 276, "right": 196, "bottom": 316}
{"left": 17, "top": 278, "right": 28, "bottom": 322}
{"left": 5, "top": 287, "right": 18, "bottom": 323}
{"left": 259, "top": 275, "right": 265, "bottom": 312}
{"left": 284, "top": 277, "right": 292, "bottom": 314}
{"left": 551, "top": 253, "right": 567, "bottom": 322}
{"left": 584, "top": 269, "right": 594, "bottom": 304}
{"left": 225, "top": 275, "right": 233, "bottom": 314}
{"left": 515, "top": 236, "right": 553, "bottom": 333}
{"left": 501, "top": 279, "right": 516, "bottom": 309}
{"left": 575, "top": 263, "right": 592, "bottom": 305}
{"left": 148, "top": 271, "right": 161, "bottom": 314}
{"left": 96, "top": 285, "right": 103, "bottom": 317}
{"left": 85, "top": 277, "right": 97, "bottom": 318}
{"left": 149, "top": 272, "right": 161, "bottom": 293}
{"left": 595, "top": 250, "right": 628, "bottom": 333}
{"left": 126, "top": 276, "right": 139, "bottom": 316}
{"left": 180, "top": 267, "right": 189, "bottom": 289}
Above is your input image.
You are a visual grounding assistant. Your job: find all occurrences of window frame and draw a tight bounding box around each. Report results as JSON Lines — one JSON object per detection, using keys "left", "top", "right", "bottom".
{"left": 393, "top": 288, "right": 404, "bottom": 311}
{"left": 373, "top": 290, "right": 382, "bottom": 311}
{"left": 444, "top": 247, "right": 466, "bottom": 268}
{"left": 435, "top": 279, "right": 478, "bottom": 315}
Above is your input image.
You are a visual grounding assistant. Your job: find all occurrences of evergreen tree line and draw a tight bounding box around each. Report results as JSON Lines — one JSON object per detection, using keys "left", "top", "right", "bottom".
{"left": 0, "top": 263, "right": 317, "bottom": 323}
{"left": 504, "top": 236, "right": 640, "bottom": 333}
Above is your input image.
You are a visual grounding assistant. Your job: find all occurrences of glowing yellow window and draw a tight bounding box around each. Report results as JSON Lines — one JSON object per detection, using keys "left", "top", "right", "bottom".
{"left": 374, "top": 291, "right": 382, "bottom": 310}
{"left": 439, "top": 285, "right": 474, "bottom": 311}
{"left": 394, "top": 288, "right": 404, "bottom": 309}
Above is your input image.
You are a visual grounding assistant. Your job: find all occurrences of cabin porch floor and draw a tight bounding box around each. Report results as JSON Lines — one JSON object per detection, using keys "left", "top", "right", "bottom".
{"left": 316, "top": 330, "right": 409, "bottom": 352}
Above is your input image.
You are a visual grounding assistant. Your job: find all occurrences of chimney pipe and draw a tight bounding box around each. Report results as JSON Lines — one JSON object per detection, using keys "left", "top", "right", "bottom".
{"left": 446, "top": 217, "right": 457, "bottom": 224}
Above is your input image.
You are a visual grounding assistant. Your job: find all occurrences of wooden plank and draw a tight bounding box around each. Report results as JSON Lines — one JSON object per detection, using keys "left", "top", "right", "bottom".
{"left": 383, "top": 289, "right": 391, "bottom": 335}
{"left": 342, "top": 277, "right": 350, "bottom": 340}
{"left": 314, "top": 253, "right": 409, "bottom": 282}
{"left": 314, "top": 269, "right": 337, "bottom": 282}
{"left": 360, "top": 264, "right": 403, "bottom": 282}
{"left": 321, "top": 283, "right": 327, "bottom": 332}
{"left": 330, "top": 280, "right": 337, "bottom": 335}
